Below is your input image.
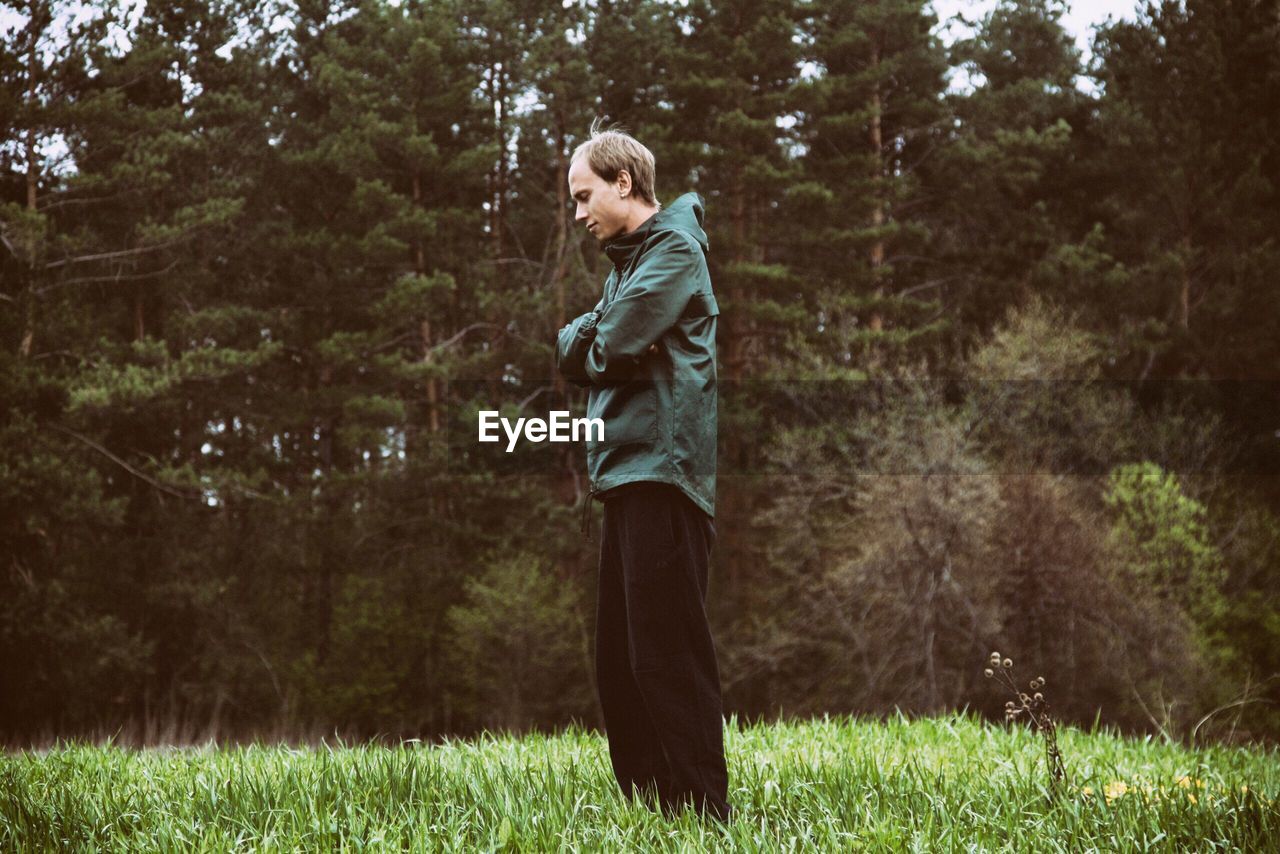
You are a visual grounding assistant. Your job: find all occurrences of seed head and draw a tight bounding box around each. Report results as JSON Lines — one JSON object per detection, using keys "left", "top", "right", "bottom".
{"left": 984, "top": 668, "right": 994, "bottom": 678}
{"left": 1002, "top": 658, "right": 1013, "bottom": 669}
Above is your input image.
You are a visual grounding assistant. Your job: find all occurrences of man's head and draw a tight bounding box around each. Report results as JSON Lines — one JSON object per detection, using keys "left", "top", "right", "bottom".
{"left": 568, "top": 118, "right": 661, "bottom": 243}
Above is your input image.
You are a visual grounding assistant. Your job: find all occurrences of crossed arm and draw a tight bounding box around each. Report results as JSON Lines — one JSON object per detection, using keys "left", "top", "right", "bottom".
{"left": 556, "top": 231, "right": 701, "bottom": 388}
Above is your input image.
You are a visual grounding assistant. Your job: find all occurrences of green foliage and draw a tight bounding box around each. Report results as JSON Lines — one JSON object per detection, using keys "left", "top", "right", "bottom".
{"left": 67, "top": 339, "right": 284, "bottom": 412}
{"left": 1103, "top": 463, "right": 1227, "bottom": 629}
{"left": 294, "top": 575, "right": 415, "bottom": 732}
{"left": 445, "top": 554, "right": 593, "bottom": 732}
{"left": 0, "top": 202, "right": 47, "bottom": 264}
{"left": 963, "top": 296, "right": 1138, "bottom": 479}
{"left": 372, "top": 272, "right": 455, "bottom": 325}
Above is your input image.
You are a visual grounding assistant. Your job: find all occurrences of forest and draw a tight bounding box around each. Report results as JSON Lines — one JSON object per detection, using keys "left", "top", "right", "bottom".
{"left": 1, "top": 0, "right": 1278, "bottom": 747}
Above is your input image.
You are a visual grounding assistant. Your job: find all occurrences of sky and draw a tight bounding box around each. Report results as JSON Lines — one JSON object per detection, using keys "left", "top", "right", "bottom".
{"left": 545, "top": 3, "right": 1147, "bottom": 165}
{"left": 927, "top": 1, "right": 1141, "bottom": 95}
{"left": 2, "top": 2, "right": 1146, "bottom": 55}
{"left": 931, "top": 0, "right": 1140, "bottom": 57}
{"left": 4, "top": 0, "right": 1144, "bottom": 167}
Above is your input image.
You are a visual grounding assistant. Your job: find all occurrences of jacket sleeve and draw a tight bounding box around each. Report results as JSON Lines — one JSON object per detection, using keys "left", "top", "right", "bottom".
{"left": 555, "top": 297, "right": 605, "bottom": 388}
{"left": 584, "top": 231, "right": 702, "bottom": 385}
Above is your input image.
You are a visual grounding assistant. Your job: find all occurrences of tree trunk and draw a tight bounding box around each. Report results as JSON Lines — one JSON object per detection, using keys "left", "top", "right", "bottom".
{"left": 412, "top": 170, "right": 441, "bottom": 435}
{"left": 725, "top": 167, "right": 750, "bottom": 383}
{"left": 550, "top": 106, "right": 582, "bottom": 512}
{"left": 315, "top": 365, "right": 335, "bottom": 665}
{"left": 552, "top": 107, "right": 569, "bottom": 332}
{"left": 867, "top": 40, "right": 885, "bottom": 336}
{"left": 491, "top": 47, "right": 508, "bottom": 261}
{"left": 133, "top": 283, "right": 146, "bottom": 341}
{"left": 1178, "top": 231, "right": 1192, "bottom": 331}
{"left": 19, "top": 10, "right": 40, "bottom": 358}
{"left": 25, "top": 15, "right": 37, "bottom": 214}
{"left": 719, "top": 166, "right": 756, "bottom": 596}
{"left": 421, "top": 319, "right": 440, "bottom": 435}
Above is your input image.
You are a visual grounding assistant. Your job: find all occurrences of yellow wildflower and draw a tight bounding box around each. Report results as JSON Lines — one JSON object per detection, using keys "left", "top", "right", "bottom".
{"left": 1104, "top": 781, "right": 1129, "bottom": 801}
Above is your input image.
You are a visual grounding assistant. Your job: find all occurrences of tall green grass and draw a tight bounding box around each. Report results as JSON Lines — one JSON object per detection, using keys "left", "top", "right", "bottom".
{"left": 3, "top": 712, "right": 1277, "bottom": 851}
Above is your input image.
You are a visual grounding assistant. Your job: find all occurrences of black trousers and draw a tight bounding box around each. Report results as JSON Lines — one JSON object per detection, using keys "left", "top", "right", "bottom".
{"left": 594, "top": 481, "right": 732, "bottom": 822}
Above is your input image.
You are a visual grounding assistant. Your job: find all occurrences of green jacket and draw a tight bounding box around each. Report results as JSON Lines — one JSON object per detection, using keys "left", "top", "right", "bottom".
{"left": 556, "top": 191, "right": 719, "bottom": 532}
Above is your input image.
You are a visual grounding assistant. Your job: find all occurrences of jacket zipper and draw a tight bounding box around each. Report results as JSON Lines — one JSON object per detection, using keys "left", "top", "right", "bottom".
{"left": 605, "top": 216, "right": 656, "bottom": 308}
{"left": 579, "top": 217, "right": 655, "bottom": 543}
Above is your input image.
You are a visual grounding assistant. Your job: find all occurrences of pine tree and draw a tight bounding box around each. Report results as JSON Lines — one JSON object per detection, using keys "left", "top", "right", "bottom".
{"left": 1090, "top": 0, "right": 1280, "bottom": 382}
{"left": 670, "top": 0, "right": 805, "bottom": 382}
{"left": 659, "top": 0, "right": 805, "bottom": 611}
{"left": 0, "top": 0, "right": 257, "bottom": 734}
{"left": 928, "top": 0, "right": 1090, "bottom": 357}
{"left": 785, "top": 0, "right": 950, "bottom": 374}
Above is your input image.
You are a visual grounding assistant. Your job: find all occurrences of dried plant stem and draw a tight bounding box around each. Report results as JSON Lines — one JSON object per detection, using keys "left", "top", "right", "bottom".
{"left": 985, "top": 651, "right": 1067, "bottom": 794}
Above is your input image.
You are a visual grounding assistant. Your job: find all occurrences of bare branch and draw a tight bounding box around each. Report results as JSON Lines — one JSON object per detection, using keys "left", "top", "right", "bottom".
{"left": 477, "top": 257, "right": 543, "bottom": 268}
{"left": 896, "top": 277, "right": 961, "bottom": 300}
{"left": 44, "top": 239, "right": 184, "bottom": 270}
{"left": 36, "top": 190, "right": 136, "bottom": 213}
{"left": 430, "top": 322, "right": 505, "bottom": 352}
{"left": 516, "top": 384, "right": 553, "bottom": 414}
{"left": 50, "top": 423, "right": 202, "bottom": 500}
{"left": 37, "top": 261, "right": 179, "bottom": 293}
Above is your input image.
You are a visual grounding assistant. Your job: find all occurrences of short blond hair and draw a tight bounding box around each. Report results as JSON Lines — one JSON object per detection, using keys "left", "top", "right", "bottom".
{"left": 570, "top": 118, "right": 660, "bottom": 207}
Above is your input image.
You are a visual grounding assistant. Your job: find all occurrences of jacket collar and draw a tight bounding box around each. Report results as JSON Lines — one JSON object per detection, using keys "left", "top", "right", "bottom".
{"left": 601, "top": 191, "right": 708, "bottom": 273}
{"left": 603, "top": 210, "right": 659, "bottom": 273}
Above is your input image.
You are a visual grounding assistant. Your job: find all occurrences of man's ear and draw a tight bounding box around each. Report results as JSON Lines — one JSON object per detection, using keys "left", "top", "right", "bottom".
{"left": 616, "top": 169, "right": 632, "bottom": 197}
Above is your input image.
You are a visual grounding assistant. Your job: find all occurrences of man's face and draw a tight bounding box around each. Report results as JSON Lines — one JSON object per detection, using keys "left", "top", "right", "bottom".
{"left": 568, "top": 156, "right": 629, "bottom": 242}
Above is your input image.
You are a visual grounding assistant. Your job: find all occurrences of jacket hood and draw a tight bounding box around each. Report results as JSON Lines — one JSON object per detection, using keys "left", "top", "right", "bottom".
{"left": 603, "top": 191, "right": 708, "bottom": 272}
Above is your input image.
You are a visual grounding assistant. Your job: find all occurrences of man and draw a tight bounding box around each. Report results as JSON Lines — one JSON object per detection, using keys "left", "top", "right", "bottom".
{"left": 556, "top": 120, "right": 731, "bottom": 824}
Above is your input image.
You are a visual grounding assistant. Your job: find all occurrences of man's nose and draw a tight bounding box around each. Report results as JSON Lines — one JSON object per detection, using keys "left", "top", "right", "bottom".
{"left": 574, "top": 206, "right": 588, "bottom": 222}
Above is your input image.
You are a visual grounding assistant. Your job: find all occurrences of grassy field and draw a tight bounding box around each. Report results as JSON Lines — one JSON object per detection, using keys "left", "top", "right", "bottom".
{"left": 3, "top": 712, "right": 1278, "bottom": 851}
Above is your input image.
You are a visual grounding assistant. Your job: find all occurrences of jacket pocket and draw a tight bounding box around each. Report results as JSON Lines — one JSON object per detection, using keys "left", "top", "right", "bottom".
{"left": 587, "top": 380, "right": 659, "bottom": 450}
